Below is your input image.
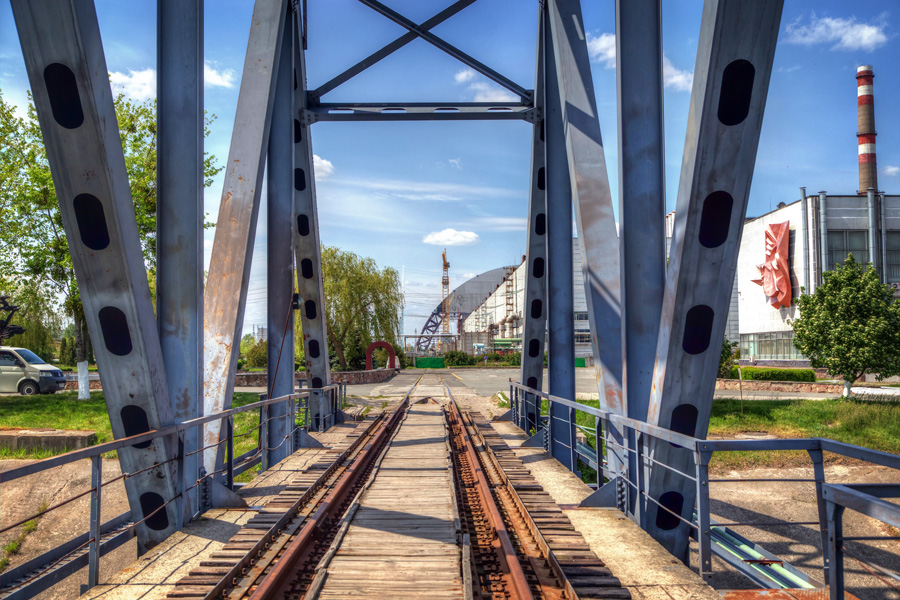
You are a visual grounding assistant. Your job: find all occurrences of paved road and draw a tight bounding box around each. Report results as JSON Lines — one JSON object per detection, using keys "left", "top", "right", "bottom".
{"left": 235, "top": 368, "right": 860, "bottom": 401}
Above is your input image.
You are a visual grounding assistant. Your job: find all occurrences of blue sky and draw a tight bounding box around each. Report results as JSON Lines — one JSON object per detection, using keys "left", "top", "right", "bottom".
{"left": 2, "top": 1, "right": 898, "bottom": 338}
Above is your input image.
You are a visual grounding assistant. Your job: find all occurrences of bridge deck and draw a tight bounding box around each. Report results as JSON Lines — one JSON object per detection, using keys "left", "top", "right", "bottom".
{"left": 317, "top": 401, "right": 463, "bottom": 598}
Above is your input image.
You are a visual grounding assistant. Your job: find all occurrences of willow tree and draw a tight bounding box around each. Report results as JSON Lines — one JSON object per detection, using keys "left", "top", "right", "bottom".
{"left": 318, "top": 246, "right": 403, "bottom": 370}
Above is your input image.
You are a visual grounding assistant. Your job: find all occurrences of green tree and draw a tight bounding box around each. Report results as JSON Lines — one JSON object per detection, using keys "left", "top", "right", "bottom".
{"left": 319, "top": 246, "right": 403, "bottom": 370}
{"left": 792, "top": 254, "right": 900, "bottom": 396}
{"left": 246, "top": 339, "right": 268, "bottom": 369}
{"left": 0, "top": 90, "right": 221, "bottom": 371}
{"left": 718, "top": 337, "right": 737, "bottom": 379}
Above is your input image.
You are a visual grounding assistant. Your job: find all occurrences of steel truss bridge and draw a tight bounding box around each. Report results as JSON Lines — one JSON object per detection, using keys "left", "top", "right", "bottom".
{"left": 3, "top": 1, "right": 899, "bottom": 599}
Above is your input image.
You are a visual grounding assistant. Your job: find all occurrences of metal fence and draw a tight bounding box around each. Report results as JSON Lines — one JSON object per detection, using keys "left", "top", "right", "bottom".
{"left": 0, "top": 383, "right": 346, "bottom": 599}
{"left": 508, "top": 380, "right": 900, "bottom": 598}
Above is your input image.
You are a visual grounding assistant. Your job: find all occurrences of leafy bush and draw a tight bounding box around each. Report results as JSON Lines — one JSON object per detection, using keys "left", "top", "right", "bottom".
{"left": 444, "top": 350, "right": 476, "bottom": 366}
{"left": 718, "top": 338, "right": 737, "bottom": 378}
{"left": 507, "top": 351, "right": 522, "bottom": 366}
{"left": 726, "top": 366, "right": 816, "bottom": 382}
{"left": 246, "top": 340, "right": 267, "bottom": 369}
{"left": 485, "top": 352, "right": 504, "bottom": 363}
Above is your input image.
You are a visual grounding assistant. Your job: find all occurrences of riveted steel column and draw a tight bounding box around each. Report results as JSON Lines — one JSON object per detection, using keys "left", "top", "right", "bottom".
{"left": 519, "top": 11, "right": 547, "bottom": 435}
{"left": 293, "top": 7, "right": 331, "bottom": 429}
{"left": 616, "top": 0, "right": 665, "bottom": 422}
{"left": 266, "top": 9, "right": 294, "bottom": 466}
{"left": 544, "top": 8, "right": 576, "bottom": 471}
{"left": 616, "top": 0, "right": 666, "bottom": 516}
{"left": 645, "top": 0, "right": 783, "bottom": 559}
{"left": 547, "top": 0, "right": 624, "bottom": 416}
{"left": 157, "top": 0, "right": 203, "bottom": 523}
{"left": 11, "top": 0, "right": 181, "bottom": 550}
{"left": 203, "top": 0, "right": 288, "bottom": 476}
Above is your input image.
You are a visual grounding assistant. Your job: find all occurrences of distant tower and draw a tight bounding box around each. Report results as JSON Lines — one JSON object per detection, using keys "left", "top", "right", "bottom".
{"left": 856, "top": 65, "right": 877, "bottom": 194}
{"left": 441, "top": 249, "right": 450, "bottom": 335}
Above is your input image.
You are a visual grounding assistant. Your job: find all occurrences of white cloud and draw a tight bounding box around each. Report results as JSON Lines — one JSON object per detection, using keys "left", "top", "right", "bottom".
{"left": 453, "top": 69, "right": 517, "bottom": 102}
{"left": 469, "top": 82, "right": 517, "bottom": 103}
{"left": 109, "top": 68, "right": 156, "bottom": 101}
{"left": 448, "top": 158, "right": 462, "bottom": 170}
{"left": 662, "top": 55, "right": 693, "bottom": 92}
{"left": 108, "top": 60, "right": 236, "bottom": 101}
{"left": 204, "top": 61, "right": 236, "bottom": 88}
{"left": 785, "top": 13, "right": 889, "bottom": 52}
{"left": 313, "top": 154, "right": 334, "bottom": 178}
{"left": 423, "top": 228, "right": 480, "bottom": 246}
{"left": 455, "top": 68, "right": 476, "bottom": 83}
{"left": 470, "top": 216, "right": 527, "bottom": 232}
{"left": 332, "top": 177, "right": 517, "bottom": 202}
{"left": 461, "top": 272, "right": 477, "bottom": 279}
{"left": 587, "top": 33, "right": 692, "bottom": 91}
{"left": 882, "top": 165, "right": 900, "bottom": 177}
{"left": 586, "top": 32, "right": 616, "bottom": 68}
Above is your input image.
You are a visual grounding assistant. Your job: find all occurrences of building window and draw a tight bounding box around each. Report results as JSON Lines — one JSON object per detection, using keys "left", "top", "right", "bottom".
{"left": 574, "top": 333, "right": 592, "bottom": 344}
{"left": 828, "top": 230, "right": 868, "bottom": 269}
{"left": 574, "top": 312, "right": 589, "bottom": 321}
{"left": 886, "top": 231, "right": 900, "bottom": 284}
{"left": 739, "top": 331, "right": 803, "bottom": 361}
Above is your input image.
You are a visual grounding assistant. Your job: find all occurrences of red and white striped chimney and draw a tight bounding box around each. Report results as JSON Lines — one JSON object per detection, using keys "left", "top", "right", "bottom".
{"left": 857, "top": 65, "right": 877, "bottom": 194}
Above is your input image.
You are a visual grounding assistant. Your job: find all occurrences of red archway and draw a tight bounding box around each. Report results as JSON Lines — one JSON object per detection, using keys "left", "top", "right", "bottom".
{"left": 365, "top": 341, "right": 396, "bottom": 370}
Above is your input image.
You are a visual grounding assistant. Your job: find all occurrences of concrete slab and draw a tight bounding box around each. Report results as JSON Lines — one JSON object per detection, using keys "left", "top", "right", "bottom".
{"left": 490, "top": 421, "right": 722, "bottom": 600}
{"left": 0, "top": 428, "right": 97, "bottom": 452}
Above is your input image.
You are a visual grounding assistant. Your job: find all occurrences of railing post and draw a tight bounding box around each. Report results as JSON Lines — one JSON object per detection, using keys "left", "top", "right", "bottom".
{"left": 808, "top": 447, "right": 830, "bottom": 580}
{"left": 695, "top": 446, "right": 713, "bottom": 580}
{"left": 260, "top": 404, "right": 269, "bottom": 472}
{"left": 87, "top": 454, "right": 102, "bottom": 589}
{"left": 226, "top": 416, "right": 234, "bottom": 490}
{"left": 289, "top": 394, "right": 297, "bottom": 453}
{"left": 635, "top": 431, "right": 646, "bottom": 528}
{"left": 594, "top": 414, "right": 602, "bottom": 483}
{"left": 827, "top": 500, "right": 845, "bottom": 600}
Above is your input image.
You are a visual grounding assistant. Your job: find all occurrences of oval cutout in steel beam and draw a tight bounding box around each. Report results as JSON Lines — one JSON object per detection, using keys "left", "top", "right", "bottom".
{"left": 99, "top": 306, "right": 133, "bottom": 356}
{"left": 698, "top": 191, "right": 733, "bottom": 248}
{"left": 139, "top": 492, "right": 169, "bottom": 531}
{"left": 717, "top": 59, "right": 755, "bottom": 126}
{"left": 682, "top": 305, "right": 714, "bottom": 355}
{"left": 73, "top": 193, "right": 110, "bottom": 250}
{"left": 120, "top": 405, "right": 152, "bottom": 449}
{"left": 43, "top": 63, "right": 84, "bottom": 129}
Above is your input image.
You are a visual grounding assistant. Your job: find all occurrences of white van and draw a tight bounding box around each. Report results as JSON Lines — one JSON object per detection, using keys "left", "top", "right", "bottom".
{"left": 0, "top": 346, "right": 67, "bottom": 395}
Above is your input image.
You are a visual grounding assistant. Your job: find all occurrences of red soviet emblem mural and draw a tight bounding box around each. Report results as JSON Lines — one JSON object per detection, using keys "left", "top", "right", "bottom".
{"left": 751, "top": 221, "right": 791, "bottom": 309}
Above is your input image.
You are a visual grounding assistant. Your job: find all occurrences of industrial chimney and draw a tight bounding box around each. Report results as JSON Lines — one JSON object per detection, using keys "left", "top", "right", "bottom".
{"left": 857, "top": 65, "right": 877, "bottom": 194}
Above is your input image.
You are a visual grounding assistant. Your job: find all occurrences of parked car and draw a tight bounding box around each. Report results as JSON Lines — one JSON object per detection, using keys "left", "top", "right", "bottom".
{"left": 0, "top": 346, "right": 67, "bottom": 395}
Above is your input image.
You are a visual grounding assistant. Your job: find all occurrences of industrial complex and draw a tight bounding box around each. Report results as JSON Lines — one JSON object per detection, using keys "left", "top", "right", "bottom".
{"left": 440, "top": 65, "right": 899, "bottom": 367}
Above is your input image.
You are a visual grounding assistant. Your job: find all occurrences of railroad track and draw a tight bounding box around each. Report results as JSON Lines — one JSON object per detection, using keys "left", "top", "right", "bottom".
{"left": 168, "top": 375, "right": 628, "bottom": 599}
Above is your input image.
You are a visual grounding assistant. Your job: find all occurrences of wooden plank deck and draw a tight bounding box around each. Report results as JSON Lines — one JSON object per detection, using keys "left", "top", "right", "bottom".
{"left": 317, "top": 401, "right": 464, "bottom": 599}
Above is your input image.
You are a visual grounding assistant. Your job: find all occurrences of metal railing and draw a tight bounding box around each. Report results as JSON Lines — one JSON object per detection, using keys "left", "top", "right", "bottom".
{"left": 0, "top": 383, "right": 346, "bottom": 599}
{"left": 508, "top": 380, "right": 900, "bottom": 597}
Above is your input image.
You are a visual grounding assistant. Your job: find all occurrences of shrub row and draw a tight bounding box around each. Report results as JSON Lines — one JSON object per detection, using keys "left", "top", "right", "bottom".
{"left": 726, "top": 366, "right": 816, "bottom": 382}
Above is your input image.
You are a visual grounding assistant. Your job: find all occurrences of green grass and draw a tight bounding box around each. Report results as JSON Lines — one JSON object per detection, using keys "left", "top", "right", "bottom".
{"left": 0, "top": 392, "right": 287, "bottom": 477}
{"left": 0, "top": 501, "right": 47, "bottom": 573}
{"left": 543, "top": 397, "right": 900, "bottom": 478}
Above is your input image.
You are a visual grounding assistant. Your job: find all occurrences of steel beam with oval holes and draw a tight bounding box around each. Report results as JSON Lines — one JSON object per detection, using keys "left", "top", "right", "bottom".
{"left": 546, "top": 0, "right": 624, "bottom": 417}
{"left": 644, "top": 0, "right": 783, "bottom": 562}
{"left": 292, "top": 7, "right": 332, "bottom": 428}
{"left": 518, "top": 12, "right": 548, "bottom": 436}
{"left": 202, "top": 0, "right": 288, "bottom": 476}
{"left": 10, "top": 0, "right": 180, "bottom": 550}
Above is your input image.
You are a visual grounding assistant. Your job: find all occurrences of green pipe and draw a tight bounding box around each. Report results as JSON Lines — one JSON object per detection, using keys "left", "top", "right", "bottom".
{"left": 712, "top": 526, "right": 814, "bottom": 589}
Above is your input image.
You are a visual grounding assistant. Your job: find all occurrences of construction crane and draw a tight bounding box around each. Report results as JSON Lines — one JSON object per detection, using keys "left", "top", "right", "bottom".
{"left": 441, "top": 249, "right": 450, "bottom": 336}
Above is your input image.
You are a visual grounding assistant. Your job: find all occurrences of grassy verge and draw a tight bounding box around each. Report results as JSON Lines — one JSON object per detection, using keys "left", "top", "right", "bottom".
{"left": 0, "top": 501, "right": 47, "bottom": 573}
{"left": 0, "top": 392, "right": 285, "bottom": 484}
{"left": 552, "top": 397, "right": 900, "bottom": 477}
